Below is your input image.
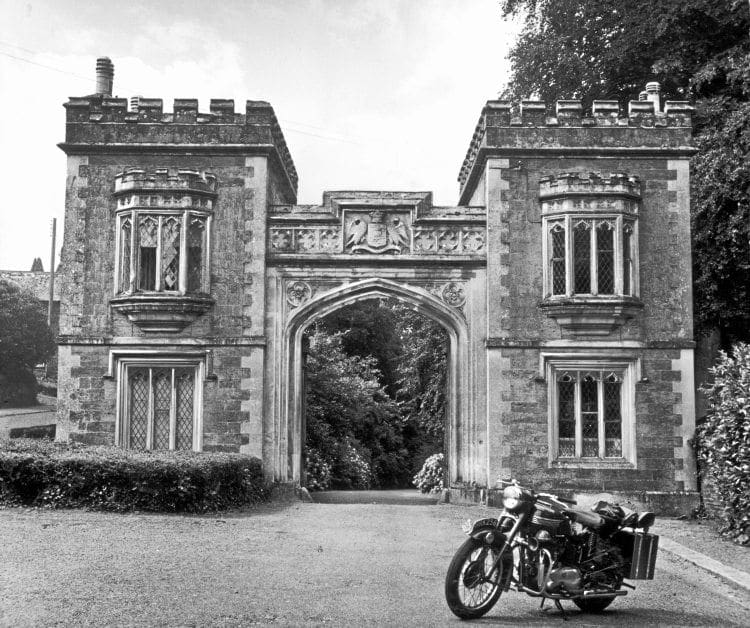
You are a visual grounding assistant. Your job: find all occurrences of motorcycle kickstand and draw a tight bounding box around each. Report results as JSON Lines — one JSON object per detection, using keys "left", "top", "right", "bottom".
{"left": 554, "top": 599, "right": 569, "bottom": 621}
{"left": 540, "top": 597, "right": 569, "bottom": 621}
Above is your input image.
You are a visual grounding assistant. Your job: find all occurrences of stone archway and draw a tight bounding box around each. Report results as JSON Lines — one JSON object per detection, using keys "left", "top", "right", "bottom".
{"left": 275, "top": 278, "right": 471, "bottom": 486}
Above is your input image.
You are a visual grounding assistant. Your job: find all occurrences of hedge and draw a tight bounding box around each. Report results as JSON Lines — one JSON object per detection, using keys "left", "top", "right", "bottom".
{"left": 696, "top": 342, "right": 750, "bottom": 544}
{"left": 0, "top": 439, "right": 268, "bottom": 513}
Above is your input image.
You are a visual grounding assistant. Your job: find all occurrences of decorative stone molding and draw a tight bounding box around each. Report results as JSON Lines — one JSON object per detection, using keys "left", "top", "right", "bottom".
{"left": 286, "top": 281, "right": 312, "bottom": 308}
{"left": 269, "top": 224, "right": 484, "bottom": 256}
{"left": 538, "top": 297, "right": 643, "bottom": 336}
{"left": 110, "top": 293, "right": 214, "bottom": 333}
{"left": 441, "top": 282, "right": 466, "bottom": 307}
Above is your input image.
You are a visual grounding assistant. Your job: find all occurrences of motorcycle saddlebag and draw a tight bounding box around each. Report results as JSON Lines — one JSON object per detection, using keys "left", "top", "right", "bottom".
{"left": 629, "top": 532, "right": 659, "bottom": 579}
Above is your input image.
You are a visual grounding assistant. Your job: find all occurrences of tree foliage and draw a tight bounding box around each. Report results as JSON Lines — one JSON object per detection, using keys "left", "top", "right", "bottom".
{"left": 696, "top": 343, "right": 750, "bottom": 544}
{"left": 304, "top": 330, "right": 403, "bottom": 489}
{"left": 500, "top": 0, "right": 750, "bottom": 343}
{"left": 304, "top": 300, "right": 448, "bottom": 490}
{"left": 0, "top": 280, "right": 55, "bottom": 370}
{"left": 0, "top": 280, "right": 55, "bottom": 407}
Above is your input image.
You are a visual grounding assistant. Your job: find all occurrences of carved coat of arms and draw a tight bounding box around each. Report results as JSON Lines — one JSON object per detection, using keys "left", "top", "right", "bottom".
{"left": 345, "top": 210, "right": 410, "bottom": 254}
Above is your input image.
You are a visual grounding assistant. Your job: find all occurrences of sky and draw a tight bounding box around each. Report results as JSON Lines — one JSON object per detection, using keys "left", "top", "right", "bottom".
{"left": 0, "top": 0, "right": 520, "bottom": 270}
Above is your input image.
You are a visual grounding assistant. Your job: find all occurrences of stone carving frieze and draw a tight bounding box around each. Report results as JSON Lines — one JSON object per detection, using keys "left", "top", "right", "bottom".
{"left": 269, "top": 209, "right": 485, "bottom": 258}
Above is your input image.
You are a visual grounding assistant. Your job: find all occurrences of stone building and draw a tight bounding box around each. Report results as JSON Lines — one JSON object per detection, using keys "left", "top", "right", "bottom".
{"left": 56, "top": 60, "right": 697, "bottom": 511}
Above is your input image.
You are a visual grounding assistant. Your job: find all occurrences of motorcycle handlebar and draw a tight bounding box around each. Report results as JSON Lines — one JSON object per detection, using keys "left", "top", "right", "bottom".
{"left": 497, "top": 480, "right": 577, "bottom": 506}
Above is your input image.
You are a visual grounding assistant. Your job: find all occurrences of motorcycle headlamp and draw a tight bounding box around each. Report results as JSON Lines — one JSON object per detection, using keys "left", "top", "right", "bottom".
{"left": 502, "top": 485, "right": 524, "bottom": 512}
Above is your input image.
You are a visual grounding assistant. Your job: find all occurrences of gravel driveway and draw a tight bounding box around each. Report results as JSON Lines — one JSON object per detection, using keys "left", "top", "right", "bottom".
{"left": 1, "top": 493, "right": 749, "bottom": 627}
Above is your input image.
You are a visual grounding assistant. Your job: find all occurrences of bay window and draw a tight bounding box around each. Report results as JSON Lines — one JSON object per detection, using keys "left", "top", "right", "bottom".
{"left": 544, "top": 215, "right": 638, "bottom": 299}
{"left": 115, "top": 211, "right": 210, "bottom": 295}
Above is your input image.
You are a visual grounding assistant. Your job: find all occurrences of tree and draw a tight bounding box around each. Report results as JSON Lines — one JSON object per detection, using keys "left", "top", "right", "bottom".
{"left": 0, "top": 280, "right": 55, "bottom": 407}
{"left": 304, "top": 330, "right": 404, "bottom": 489}
{"left": 500, "top": 0, "right": 750, "bottom": 345}
{"left": 304, "top": 300, "right": 451, "bottom": 489}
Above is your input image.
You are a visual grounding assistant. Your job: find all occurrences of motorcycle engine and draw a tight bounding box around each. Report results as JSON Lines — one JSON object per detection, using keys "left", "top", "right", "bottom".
{"left": 545, "top": 567, "right": 583, "bottom": 594}
{"left": 564, "top": 531, "right": 626, "bottom": 590}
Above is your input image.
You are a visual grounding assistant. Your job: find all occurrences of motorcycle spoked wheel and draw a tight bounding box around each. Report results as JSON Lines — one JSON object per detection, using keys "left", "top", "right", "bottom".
{"left": 445, "top": 538, "right": 513, "bottom": 619}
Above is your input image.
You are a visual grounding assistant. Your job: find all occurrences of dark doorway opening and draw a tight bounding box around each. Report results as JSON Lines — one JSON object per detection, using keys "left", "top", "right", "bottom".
{"left": 302, "top": 297, "right": 449, "bottom": 493}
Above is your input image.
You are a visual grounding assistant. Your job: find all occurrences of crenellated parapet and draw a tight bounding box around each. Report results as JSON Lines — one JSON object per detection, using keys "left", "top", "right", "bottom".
{"left": 458, "top": 96, "right": 694, "bottom": 204}
{"left": 114, "top": 168, "right": 218, "bottom": 195}
{"left": 539, "top": 172, "right": 641, "bottom": 200}
{"left": 61, "top": 96, "right": 298, "bottom": 195}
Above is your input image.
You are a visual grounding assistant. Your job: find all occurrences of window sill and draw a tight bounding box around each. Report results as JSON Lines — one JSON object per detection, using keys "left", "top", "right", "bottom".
{"left": 550, "top": 458, "right": 635, "bottom": 470}
{"left": 111, "top": 292, "right": 214, "bottom": 333}
{"left": 538, "top": 296, "right": 643, "bottom": 336}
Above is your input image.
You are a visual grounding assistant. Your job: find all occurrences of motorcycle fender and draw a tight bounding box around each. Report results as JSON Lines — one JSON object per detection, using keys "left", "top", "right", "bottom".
{"left": 469, "top": 525, "right": 508, "bottom": 549}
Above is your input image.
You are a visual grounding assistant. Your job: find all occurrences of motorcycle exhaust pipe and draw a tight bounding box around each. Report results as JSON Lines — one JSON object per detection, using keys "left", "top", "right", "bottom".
{"left": 581, "top": 590, "right": 628, "bottom": 599}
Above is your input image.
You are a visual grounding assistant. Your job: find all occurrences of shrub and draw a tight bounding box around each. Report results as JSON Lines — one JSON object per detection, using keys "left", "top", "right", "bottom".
{"left": 305, "top": 447, "right": 332, "bottom": 491}
{"left": 331, "top": 439, "right": 372, "bottom": 490}
{"left": 0, "top": 369, "right": 39, "bottom": 408}
{"left": 696, "top": 343, "right": 750, "bottom": 544}
{"left": 0, "top": 439, "right": 268, "bottom": 513}
{"left": 413, "top": 453, "right": 445, "bottom": 494}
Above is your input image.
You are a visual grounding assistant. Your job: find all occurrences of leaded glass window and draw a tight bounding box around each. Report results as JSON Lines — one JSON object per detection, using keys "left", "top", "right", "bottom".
{"left": 573, "top": 221, "right": 591, "bottom": 294}
{"left": 160, "top": 217, "right": 181, "bottom": 291}
{"left": 187, "top": 218, "right": 207, "bottom": 293}
{"left": 138, "top": 216, "right": 158, "bottom": 291}
{"left": 623, "top": 223, "right": 634, "bottom": 296}
{"left": 596, "top": 222, "right": 615, "bottom": 294}
{"left": 122, "top": 364, "right": 198, "bottom": 450}
{"left": 553, "top": 368, "right": 624, "bottom": 459}
{"left": 550, "top": 223, "right": 566, "bottom": 296}
{"left": 118, "top": 217, "right": 132, "bottom": 293}
{"left": 543, "top": 215, "right": 638, "bottom": 298}
{"left": 116, "top": 211, "right": 210, "bottom": 296}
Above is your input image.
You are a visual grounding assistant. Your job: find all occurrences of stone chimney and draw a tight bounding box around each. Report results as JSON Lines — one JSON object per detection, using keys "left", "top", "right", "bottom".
{"left": 130, "top": 96, "right": 141, "bottom": 112}
{"left": 95, "top": 57, "right": 114, "bottom": 96}
{"left": 645, "top": 81, "right": 661, "bottom": 112}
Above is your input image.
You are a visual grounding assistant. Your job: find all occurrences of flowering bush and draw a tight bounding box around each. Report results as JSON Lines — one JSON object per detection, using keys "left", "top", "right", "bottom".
{"left": 305, "top": 448, "right": 332, "bottom": 491}
{"left": 413, "top": 453, "right": 445, "bottom": 494}
{"left": 696, "top": 343, "right": 750, "bottom": 544}
{"left": 0, "top": 439, "right": 268, "bottom": 512}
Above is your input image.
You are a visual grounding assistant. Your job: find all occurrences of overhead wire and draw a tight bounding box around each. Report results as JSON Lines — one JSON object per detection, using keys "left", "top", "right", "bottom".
{"left": 0, "top": 41, "right": 363, "bottom": 145}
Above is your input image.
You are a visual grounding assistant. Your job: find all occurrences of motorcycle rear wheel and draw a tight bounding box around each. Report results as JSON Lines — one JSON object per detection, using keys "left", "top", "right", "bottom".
{"left": 445, "top": 538, "right": 512, "bottom": 619}
{"left": 573, "top": 596, "right": 616, "bottom": 613}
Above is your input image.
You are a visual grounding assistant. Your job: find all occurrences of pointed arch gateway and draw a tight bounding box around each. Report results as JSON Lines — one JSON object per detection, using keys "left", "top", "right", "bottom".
{"left": 272, "top": 278, "right": 474, "bottom": 486}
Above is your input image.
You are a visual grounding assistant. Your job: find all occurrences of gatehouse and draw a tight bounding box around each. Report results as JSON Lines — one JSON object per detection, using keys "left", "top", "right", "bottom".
{"left": 56, "top": 59, "right": 698, "bottom": 511}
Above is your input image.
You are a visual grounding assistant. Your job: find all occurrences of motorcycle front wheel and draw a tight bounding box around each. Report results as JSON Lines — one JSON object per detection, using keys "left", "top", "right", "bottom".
{"left": 444, "top": 538, "right": 513, "bottom": 619}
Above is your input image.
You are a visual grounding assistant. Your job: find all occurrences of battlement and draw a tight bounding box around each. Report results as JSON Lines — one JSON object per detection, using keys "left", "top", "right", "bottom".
{"left": 114, "top": 168, "right": 218, "bottom": 195}
{"left": 458, "top": 97, "right": 694, "bottom": 202}
{"left": 539, "top": 172, "right": 641, "bottom": 200}
{"left": 62, "top": 96, "right": 298, "bottom": 194}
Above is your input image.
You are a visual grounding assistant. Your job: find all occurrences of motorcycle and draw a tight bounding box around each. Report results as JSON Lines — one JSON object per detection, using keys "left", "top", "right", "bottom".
{"left": 444, "top": 480, "right": 659, "bottom": 620}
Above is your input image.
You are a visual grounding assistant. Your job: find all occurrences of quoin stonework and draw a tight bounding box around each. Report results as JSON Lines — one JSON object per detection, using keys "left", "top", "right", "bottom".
{"left": 56, "top": 59, "right": 697, "bottom": 512}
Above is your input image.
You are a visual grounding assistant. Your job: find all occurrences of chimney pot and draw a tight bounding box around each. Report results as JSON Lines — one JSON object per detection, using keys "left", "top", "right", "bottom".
{"left": 645, "top": 81, "right": 661, "bottom": 112}
{"left": 130, "top": 96, "right": 141, "bottom": 112}
{"left": 95, "top": 57, "right": 114, "bottom": 96}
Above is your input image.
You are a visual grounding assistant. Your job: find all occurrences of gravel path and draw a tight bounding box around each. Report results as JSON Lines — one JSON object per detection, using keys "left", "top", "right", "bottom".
{"left": 1, "top": 495, "right": 749, "bottom": 627}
